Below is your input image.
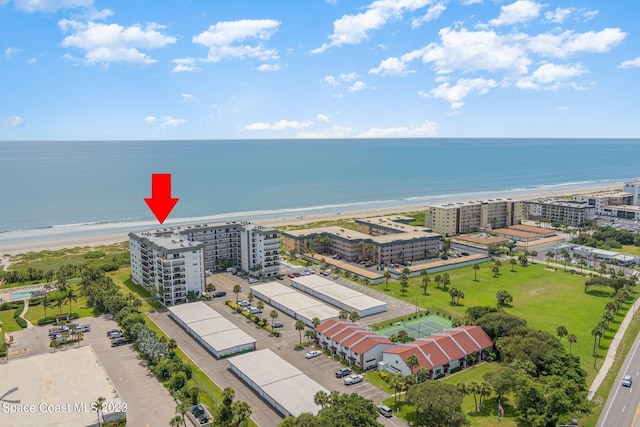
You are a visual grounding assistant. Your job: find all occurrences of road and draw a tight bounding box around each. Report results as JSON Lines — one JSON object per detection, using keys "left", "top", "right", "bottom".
{"left": 597, "top": 329, "right": 640, "bottom": 427}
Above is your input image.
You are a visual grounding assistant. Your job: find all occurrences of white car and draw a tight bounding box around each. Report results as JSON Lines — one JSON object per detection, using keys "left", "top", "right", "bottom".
{"left": 248, "top": 278, "right": 259, "bottom": 284}
{"left": 343, "top": 374, "right": 363, "bottom": 385}
{"left": 305, "top": 350, "right": 322, "bottom": 359}
{"left": 238, "top": 300, "right": 251, "bottom": 307}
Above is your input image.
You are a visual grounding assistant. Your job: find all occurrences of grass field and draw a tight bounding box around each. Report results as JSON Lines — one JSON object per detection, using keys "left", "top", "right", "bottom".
{"left": 370, "top": 261, "right": 637, "bottom": 384}
{"left": 7, "top": 242, "right": 129, "bottom": 272}
{"left": 620, "top": 244, "right": 640, "bottom": 257}
{"left": 23, "top": 285, "right": 97, "bottom": 325}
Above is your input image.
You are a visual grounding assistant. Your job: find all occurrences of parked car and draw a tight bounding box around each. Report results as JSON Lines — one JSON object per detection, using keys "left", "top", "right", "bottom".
{"left": 111, "top": 337, "right": 132, "bottom": 347}
{"left": 335, "top": 367, "right": 352, "bottom": 378}
{"left": 212, "top": 291, "right": 227, "bottom": 298}
{"left": 248, "top": 307, "right": 262, "bottom": 315}
{"left": 333, "top": 275, "right": 339, "bottom": 280}
{"left": 271, "top": 321, "right": 284, "bottom": 328}
{"left": 108, "top": 331, "right": 124, "bottom": 339}
{"left": 248, "top": 277, "right": 259, "bottom": 284}
{"left": 238, "top": 300, "right": 251, "bottom": 307}
{"left": 75, "top": 325, "right": 91, "bottom": 333}
{"left": 305, "top": 350, "right": 322, "bottom": 359}
{"left": 277, "top": 276, "right": 285, "bottom": 280}
{"left": 343, "top": 374, "right": 363, "bottom": 385}
{"left": 377, "top": 405, "right": 393, "bottom": 418}
{"left": 622, "top": 374, "right": 633, "bottom": 387}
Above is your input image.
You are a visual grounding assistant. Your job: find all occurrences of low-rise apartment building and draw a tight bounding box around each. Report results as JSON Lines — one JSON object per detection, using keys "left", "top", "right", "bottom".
{"left": 573, "top": 191, "right": 634, "bottom": 215}
{"left": 129, "top": 232, "right": 205, "bottom": 306}
{"left": 524, "top": 198, "right": 595, "bottom": 227}
{"left": 623, "top": 181, "right": 640, "bottom": 206}
{"left": 425, "top": 199, "right": 522, "bottom": 236}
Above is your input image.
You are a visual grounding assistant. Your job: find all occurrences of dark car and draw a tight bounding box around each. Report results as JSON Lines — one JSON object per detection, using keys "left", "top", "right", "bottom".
{"left": 335, "top": 367, "right": 352, "bottom": 378}
{"left": 111, "top": 337, "right": 132, "bottom": 347}
{"left": 212, "top": 291, "right": 227, "bottom": 298}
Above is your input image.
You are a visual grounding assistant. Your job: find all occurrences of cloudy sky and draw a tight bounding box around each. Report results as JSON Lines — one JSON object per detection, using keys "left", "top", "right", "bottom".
{"left": 1, "top": 0, "right": 638, "bottom": 140}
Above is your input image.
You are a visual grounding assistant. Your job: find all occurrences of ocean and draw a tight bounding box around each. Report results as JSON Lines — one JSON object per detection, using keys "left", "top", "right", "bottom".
{"left": 1, "top": 138, "right": 639, "bottom": 244}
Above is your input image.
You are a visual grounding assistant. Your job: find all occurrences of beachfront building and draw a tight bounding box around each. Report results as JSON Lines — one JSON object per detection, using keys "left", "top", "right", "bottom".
{"left": 623, "top": 182, "right": 640, "bottom": 206}
{"left": 524, "top": 198, "right": 595, "bottom": 227}
{"left": 425, "top": 199, "right": 523, "bottom": 236}
{"left": 381, "top": 326, "right": 494, "bottom": 379}
{"left": 129, "top": 232, "right": 205, "bottom": 306}
{"left": 282, "top": 223, "right": 441, "bottom": 265}
{"left": 572, "top": 191, "right": 634, "bottom": 215}
{"left": 131, "top": 221, "right": 280, "bottom": 279}
{"left": 314, "top": 320, "right": 395, "bottom": 370}
{"left": 355, "top": 215, "right": 416, "bottom": 236}
{"left": 599, "top": 205, "right": 640, "bottom": 221}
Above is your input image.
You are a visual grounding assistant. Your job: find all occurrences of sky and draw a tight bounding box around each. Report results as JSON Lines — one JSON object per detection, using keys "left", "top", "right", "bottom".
{"left": 1, "top": 0, "right": 639, "bottom": 140}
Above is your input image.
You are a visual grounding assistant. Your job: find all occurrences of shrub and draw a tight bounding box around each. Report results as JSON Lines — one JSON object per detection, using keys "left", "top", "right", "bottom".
{"left": 15, "top": 317, "right": 27, "bottom": 328}
{"left": 37, "top": 317, "right": 57, "bottom": 325}
{"left": 84, "top": 250, "right": 106, "bottom": 259}
{"left": 13, "top": 305, "right": 23, "bottom": 319}
{"left": 0, "top": 302, "right": 20, "bottom": 311}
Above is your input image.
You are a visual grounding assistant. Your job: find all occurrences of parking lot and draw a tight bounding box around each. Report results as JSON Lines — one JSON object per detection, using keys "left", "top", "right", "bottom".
{"left": 3, "top": 316, "right": 176, "bottom": 427}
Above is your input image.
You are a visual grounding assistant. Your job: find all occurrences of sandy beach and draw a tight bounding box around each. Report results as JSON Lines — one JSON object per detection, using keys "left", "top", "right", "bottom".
{"left": 0, "top": 182, "right": 621, "bottom": 259}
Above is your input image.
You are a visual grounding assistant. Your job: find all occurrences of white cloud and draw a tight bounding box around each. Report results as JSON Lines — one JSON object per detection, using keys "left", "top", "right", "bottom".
{"left": 411, "top": 3, "right": 446, "bottom": 28}
{"left": 181, "top": 93, "right": 196, "bottom": 102}
{"left": 356, "top": 119, "right": 437, "bottom": 138}
{"left": 143, "top": 116, "right": 157, "bottom": 123}
{"left": 316, "top": 114, "right": 330, "bottom": 123}
{"left": 193, "top": 19, "right": 280, "bottom": 63}
{"left": 14, "top": 0, "right": 92, "bottom": 12}
{"left": 257, "top": 63, "right": 281, "bottom": 72}
{"left": 515, "top": 63, "right": 587, "bottom": 90}
{"left": 160, "top": 116, "right": 186, "bottom": 128}
{"left": 544, "top": 7, "right": 572, "bottom": 24}
{"left": 322, "top": 75, "right": 340, "bottom": 86}
{"left": 618, "top": 57, "right": 640, "bottom": 69}
{"left": 297, "top": 125, "right": 355, "bottom": 139}
{"left": 339, "top": 72, "right": 359, "bottom": 82}
{"left": 462, "top": 0, "right": 482, "bottom": 4}
{"left": 348, "top": 81, "right": 368, "bottom": 92}
{"left": 369, "top": 50, "right": 422, "bottom": 76}
{"left": 245, "top": 119, "right": 312, "bottom": 131}
{"left": 489, "top": 0, "right": 541, "bottom": 26}
{"left": 2, "top": 115, "right": 25, "bottom": 128}
{"left": 420, "top": 78, "right": 497, "bottom": 108}
{"left": 59, "top": 20, "right": 176, "bottom": 66}
{"left": 28, "top": 58, "right": 37, "bottom": 64}
{"left": 171, "top": 58, "right": 202, "bottom": 73}
{"left": 311, "top": 0, "right": 432, "bottom": 53}
{"left": 4, "top": 47, "right": 21, "bottom": 58}
{"left": 528, "top": 28, "right": 627, "bottom": 59}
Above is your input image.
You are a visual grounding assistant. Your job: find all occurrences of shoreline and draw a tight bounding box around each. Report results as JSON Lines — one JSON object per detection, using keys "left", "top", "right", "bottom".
{"left": 0, "top": 182, "right": 621, "bottom": 257}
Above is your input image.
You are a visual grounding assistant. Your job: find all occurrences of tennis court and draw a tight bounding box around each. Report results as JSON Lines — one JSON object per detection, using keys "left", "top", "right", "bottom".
{"left": 378, "top": 314, "right": 452, "bottom": 340}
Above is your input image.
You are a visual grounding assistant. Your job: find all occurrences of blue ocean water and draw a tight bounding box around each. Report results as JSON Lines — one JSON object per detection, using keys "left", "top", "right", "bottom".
{"left": 1, "top": 139, "right": 639, "bottom": 243}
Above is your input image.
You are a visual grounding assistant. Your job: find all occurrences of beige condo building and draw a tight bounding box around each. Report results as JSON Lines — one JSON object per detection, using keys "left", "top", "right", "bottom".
{"left": 425, "top": 199, "right": 523, "bottom": 236}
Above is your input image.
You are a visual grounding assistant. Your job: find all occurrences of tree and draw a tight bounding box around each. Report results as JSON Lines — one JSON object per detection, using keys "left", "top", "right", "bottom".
{"left": 406, "top": 354, "right": 420, "bottom": 380}
{"left": 468, "top": 381, "right": 480, "bottom": 412}
{"left": 496, "top": 290, "right": 513, "bottom": 307}
{"left": 247, "top": 293, "right": 254, "bottom": 305}
{"left": 417, "top": 367, "right": 430, "bottom": 383}
{"left": 282, "top": 391, "right": 380, "bottom": 427}
{"left": 295, "top": 320, "right": 305, "bottom": 346}
{"left": 561, "top": 249, "right": 571, "bottom": 271}
{"left": 66, "top": 288, "right": 77, "bottom": 314}
{"left": 257, "top": 300, "right": 265, "bottom": 320}
{"left": 176, "top": 400, "right": 190, "bottom": 427}
{"left": 43, "top": 294, "right": 52, "bottom": 319}
{"left": 169, "top": 415, "right": 184, "bottom": 427}
{"left": 383, "top": 270, "right": 391, "bottom": 291}
{"left": 338, "top": 310, "right": 348, "bottom": 320}
{"left": 478, "top": 381, "right": 492, "bottom": 411}
{"left": 545, "top": 250, "right": 554, "bottom": 267}
{"left": 231, "top": 400, "right": 252, "bottom": 426}
{"left": 270, "top": 309, "right": 278, "bottom": 325}
{"left": 407, "top": 380, "right": 467, "bottom": 427}
{"left": 509, "top": 257, "right": 517, "bottom": 272}
{"left": 434, "top": 274, "right": 442, "bottom": 289}
{"left": 94, "top": 396, "right": 106, "bottom": 427}
{"left": 518, "top": 254, "right": 528, "bottom": 267}
{"left": 491, "top": 265, "right": 500, "bottom": 277}
{"left": 421, "top": 269, "right": 430, "bottom": 294}
{"left": 568, "top": 334, "right": 578, "bottom": 354}
{"left": 442, "top": 272, "right": 451, "bottom": 290}
{"left": 304, "top": 329, "right": 315, "bottom": 344}
{"left": 348, "top": 310, "right": 360, "bottom": 323}
{"left": 400, "top": 273, "right": 409, "bottom": 296}
{"left": 232, "top": 284, "right": 242, "bottom": 304}
{"left": 387, "top": 373, "right": 402, "bottom": 405}
{"left": 312, "top": 317, "right": 321, "bottom": 329}
{"left": 484, "top": 366, "right": 516, "bottom": 402}
{"left": 473, "top": 264, "right": 480, "bottom": 281}
{"left": 556, "top": 325, "right": 568, "bottom": 341}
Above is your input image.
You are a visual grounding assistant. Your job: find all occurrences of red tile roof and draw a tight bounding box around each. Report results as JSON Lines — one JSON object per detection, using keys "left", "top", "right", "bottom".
{"left": 332, "top": 326, "right": 368, "bottom": 343}
{"left": 351, "top": 336, "right": 394, "bottom": 355}
{"left": 418, "top": 334, "right": 465, "bottom": 361}
{"left": 384, "top": 345, "right": 435, "bottom": 369}
{"left": 315, "top": 319, "right": 349, "bottom": 334}
{"left": 341, "top": 331, "right": 378, "bottom": 348}
{"left": 456, "top": 326, "right": 493, "bottom": 350}
{"left": 441, "top": 329, "right": 481, "bottom": 354}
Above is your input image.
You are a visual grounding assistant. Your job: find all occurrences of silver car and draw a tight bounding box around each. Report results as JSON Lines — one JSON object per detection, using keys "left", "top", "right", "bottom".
{"left": 622, "top": 374, "right": 633, "bottom": 387}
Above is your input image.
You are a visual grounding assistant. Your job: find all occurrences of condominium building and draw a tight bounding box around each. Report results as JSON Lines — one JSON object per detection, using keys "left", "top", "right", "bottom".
{"left": 129, "top": 232, "right": 205, "bottom": 306}
{"left": 524, "top": 198, "right": 595, "bottom": 226}
{"left": 572, "top": 191, "right": 634, "bottom": 215}
{"left": 425, "top": 199, "right": 523, "bottom": 236}
{"left": 282, "top": 216, "right": 441, "bottom": 265}
{"left": 623, "top": 181, "right": 640, "bottom": 206}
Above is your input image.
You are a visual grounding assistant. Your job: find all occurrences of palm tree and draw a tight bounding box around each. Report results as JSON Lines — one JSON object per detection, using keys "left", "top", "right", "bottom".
{"left": 568, "top": 334, "right": 577, "bottom": 354}
{"left": 270, "top": 309, "right": 278, "bottom": 326}
{"left": 387, "top": 373, "right": 402, "bottom": 405}
{"left": 479, "top": 382, "right": 492, "bottom": 411}
{"left": 561, "top": 249, "right": 571, "bottom": 271}
{"left": 314, "top": 391, "right": 329, "bottom": 409}
{"left": 257, "top": 300, "right": 265, "bottom": 320}
{"left": 420, "top": 269, "right": 430, "bottom": 294}
{"left": 311, "top": 317, "right": 321, "bottom": 329}
{"left": 304, "top": 329, "right": 315, "bottom": 343}
{"left": 176, "top": 400, "right": 190, "bottom": 427}
{"left": 132, "top": 298, "right": 143, "bottom": 311}
{"left": 492, "top": 265, "right": 500, "bottom": 277}
{"left": 295, "top": 320, "right": 305, "bottom": 346}
{"left": 468, "top": 381, "right": 480, "bottom": 412}
{"left": 383, "top": 269, "right": 391, "bottom": 291}
{"left": 592, "top": 324, "right": 604, "bottom": 357}
{"left": 530, "top": 250, "right": 538, "bottom": 263}
{"left": 416, "top": 367, "right": 430, "bottom": 383}
{"left": 545, "top": 250, "right": 554, "bottom": 267}
{"left": 232, "top": 284, "right": 242, "bottom": 304}
{"left": 43, "top": 294, "right": 52, "bottom": 320}
{"left": 55, "top": 295, "right": 66, "bottom": 315}
{"left": 94, "top": 396, "right": 106, "bottom": 427}
{"left": 247, "top": 293, "right": 254, "bottom": 305}
{"left": 400, "top": 273, "right": 409, "bottom": 296}
{"left": 442, "top": 272, "right": 451, "bottom": 290}
{"left": 338, "top": 310, "right": 348, "bottom": 320}
{"left": 434, "top": 274, "right": 442, "bottom": 289}
{"left": 556, "top": 325, "right": 568, "bottom": 341}
{"left": 472, "top": 264, "right": 480, "bottom": 281}
{"left": 349, "top": 310, "right": 360, "bottom": 323}
{"left": 509, "top": 257, "right": 517, "bottom": 272}
{"left": 406, "top": 354, "right": 420, "bottom": 380}
{"left": 169, "top": 415, "right": 184, "bottom": 427}
{"left": 231, "top": 400, "right": 251, "bottom": 425}
{"left": 66, "top": 288, "right": 77, "bottom": 315}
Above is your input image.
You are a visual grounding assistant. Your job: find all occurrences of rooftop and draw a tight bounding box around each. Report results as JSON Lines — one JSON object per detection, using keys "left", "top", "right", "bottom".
{"left": 427, "top": 198, "right": 518, "bottom": 209}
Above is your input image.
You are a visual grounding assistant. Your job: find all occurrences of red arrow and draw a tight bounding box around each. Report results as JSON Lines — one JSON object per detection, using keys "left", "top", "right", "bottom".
{"left": 144, "top": 174, "right": 179, "bottom": 224}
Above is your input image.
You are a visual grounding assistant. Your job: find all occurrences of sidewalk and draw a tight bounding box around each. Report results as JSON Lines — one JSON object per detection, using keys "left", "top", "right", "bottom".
{"left": 19, "top": 300, "right": 35, "bottom": 328}
{"left": 588, "top": 297, "right": 640, "bottom": 400}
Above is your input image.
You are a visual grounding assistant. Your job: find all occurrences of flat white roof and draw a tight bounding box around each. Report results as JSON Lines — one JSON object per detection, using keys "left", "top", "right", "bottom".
{"left": 297, "top": 305, "right": 342, "bottom": 322}
{"left": 251, "top": 281, "right": 299, "bottom": 299}
{"left": 169, "top": 302, "right": 255, "bottom": 353}
{"left": 292, "top": 275, "right": 386, "bottom": 312}
{"left": 251, "top": 282, "right": 340, "bottom": 322}
{"left": 228, "top": 349, "right": 328, "bottom": 417}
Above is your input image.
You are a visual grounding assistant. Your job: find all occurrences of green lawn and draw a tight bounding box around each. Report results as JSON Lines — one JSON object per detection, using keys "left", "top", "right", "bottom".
{"left": 0, "top": 308, "right": 23, "bottom": 333}
{"left": 23, "top": 284, "right": 97, "bottom": 324}
{"left": 7, "top": 242, "right": 129, "bottom": 272}
{"left": 370, "top": 261, "right": 636, "bottom": 383}
{"left": 620, "top": 244, "right": 640, "bottom": 257}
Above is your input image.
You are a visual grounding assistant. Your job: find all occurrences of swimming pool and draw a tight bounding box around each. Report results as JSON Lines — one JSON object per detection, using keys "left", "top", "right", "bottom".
{"left": 11, "top": 292, "right": 32, "bottom": 300}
